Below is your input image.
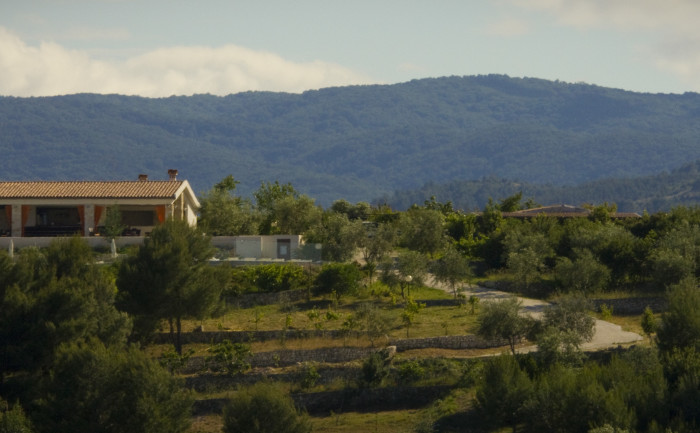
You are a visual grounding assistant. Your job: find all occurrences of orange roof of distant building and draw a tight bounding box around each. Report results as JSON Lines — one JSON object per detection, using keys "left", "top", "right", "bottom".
{"left": 501, "top": 204, "right": 640, "bottom": 219}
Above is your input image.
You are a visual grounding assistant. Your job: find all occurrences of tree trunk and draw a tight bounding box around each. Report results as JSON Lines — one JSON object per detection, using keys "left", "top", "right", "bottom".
{"left": 168, "top": 317, "right": 174, "bottom": 347}
{"left": 175, "top": 316, "right": 182, "bottom": 355}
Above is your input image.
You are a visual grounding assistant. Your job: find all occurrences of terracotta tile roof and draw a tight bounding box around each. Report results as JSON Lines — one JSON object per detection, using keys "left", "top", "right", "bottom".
{"left": 0, "top": 181, "right": 185, "bottom": 199}
{"left": 502, "top": 205, "right": 590, "bottom": 218}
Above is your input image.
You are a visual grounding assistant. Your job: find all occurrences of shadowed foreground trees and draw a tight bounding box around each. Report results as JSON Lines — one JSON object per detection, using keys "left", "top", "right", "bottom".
{"left": 0, "top": 238, "right": 131, "bottom": 381}
{"left": 656, "top": 276, "right": 700, "bottom": 354}
{"left": 475, "top": 355, "right": 532, "bottom": 430}
{"left": 475, "top": 349, "right": 665, "bottom": 433}
{"left": 34, "top": 341, "right": 192, "bottom": 433}
{"left": 0, "top": 397, "right": 33, "bottom": 433}
{"left": 0, "top": 238, "right": 191, "bottom": 433}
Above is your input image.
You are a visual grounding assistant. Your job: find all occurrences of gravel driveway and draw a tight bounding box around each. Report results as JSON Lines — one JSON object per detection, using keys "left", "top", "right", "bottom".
{"left": 429, "top": 278, "right": 643, "bottom": 351}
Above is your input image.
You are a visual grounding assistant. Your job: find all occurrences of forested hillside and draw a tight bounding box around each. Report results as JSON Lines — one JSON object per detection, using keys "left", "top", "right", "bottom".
{"left": 383, "top": 159, "right": 700, "bottom": 213}
{"left": 1, "top": 75, "right": 700, "bottom": 205}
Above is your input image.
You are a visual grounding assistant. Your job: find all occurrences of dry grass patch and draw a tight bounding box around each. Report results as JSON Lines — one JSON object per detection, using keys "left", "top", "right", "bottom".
{"left": 311, "top": 409, "right": 423, "bottom": 433}
{"left": 595, "top": 311, "right": 661, "bottom": 338}
{"left": 188, "top": 414, "right": 223, "bottom": 433}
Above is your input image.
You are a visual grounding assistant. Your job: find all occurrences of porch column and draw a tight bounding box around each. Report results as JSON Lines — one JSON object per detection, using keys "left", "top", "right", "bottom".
{"left": 166, "top": 203, "right": 174, "bottom": 220}
{"left": 11, "top": 205, "right": 21, "bottom": 237}
{"left": 84, "top": 204, "right": 95, "bottom": 236}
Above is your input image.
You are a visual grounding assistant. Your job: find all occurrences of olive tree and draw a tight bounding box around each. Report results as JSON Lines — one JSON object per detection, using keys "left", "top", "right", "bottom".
{"left": 359, "top": 222, "right": 396, "bottom": 283}
{"left": 477, "top": 296, "right": 531, "bottom": 356}
{"left": 432, "top": 246, "right": 473, "bottom": 299}
{"left": 399, "top": 207, "right": 446, "bottom": 256}
{"left": 198, "top": 175, "right": 259, "bottom": 236}
{"left": 536, "top": 296, "right": 596, "bottom": 366}
{"left": 555, "top": 249, "right": 611, "bottom": 294}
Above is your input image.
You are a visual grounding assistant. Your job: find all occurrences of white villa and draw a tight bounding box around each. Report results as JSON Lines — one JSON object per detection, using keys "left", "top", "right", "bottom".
{"left": 0, "top": 171, "right": 307, "bottom": 261}
{"left": 0, "top": 170, "right": 198, "bottom": 239}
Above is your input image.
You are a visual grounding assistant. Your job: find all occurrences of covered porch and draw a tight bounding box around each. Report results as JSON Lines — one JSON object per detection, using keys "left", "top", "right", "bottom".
{"left": 0, "top": 173, "right": 199, "bottom": 238}
{"left": 1, "top": 203, "right": 184, "bottom": 238}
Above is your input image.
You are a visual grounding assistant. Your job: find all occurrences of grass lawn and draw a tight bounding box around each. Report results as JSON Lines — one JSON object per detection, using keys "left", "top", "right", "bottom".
{"left": 188, "top": 414, "right": 223, "bottom": 433}
{"left": 178, "top": 284, "right": 477, "bottom": 344}
{"left": 311, "top": 409, "right": 424, "bottom": 433}
{"left": 187, "top": 410, "right": 425, "bottom": 433}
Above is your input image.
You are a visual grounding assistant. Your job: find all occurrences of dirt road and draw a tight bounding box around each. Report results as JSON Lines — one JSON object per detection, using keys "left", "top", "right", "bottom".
{"left": 429, "top": 278, "right": 643, "bottom": 351}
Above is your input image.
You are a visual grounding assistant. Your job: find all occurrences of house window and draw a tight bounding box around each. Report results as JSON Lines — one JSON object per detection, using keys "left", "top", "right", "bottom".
{"left": 36, "top": 207, "right": 80, "bottom": 226}
{"left": 0, "top": 205, "right": 9, "bottom": 232}
{"left": 122, "top": 210, "right": 156, "bottom": 226}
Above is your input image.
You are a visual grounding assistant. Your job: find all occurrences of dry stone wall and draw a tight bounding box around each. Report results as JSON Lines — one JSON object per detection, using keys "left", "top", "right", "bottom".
{"left": 192, "top": 385, "right": 452, "bottom": 416}
{"left": 591, "top": 297, "right": 666, "bottom": 315}
{"left": 180, "top": 334, "right": 504, "bottom": 373}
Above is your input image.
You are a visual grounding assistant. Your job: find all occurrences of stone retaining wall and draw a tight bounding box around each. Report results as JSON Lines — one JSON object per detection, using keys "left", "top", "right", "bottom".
{"left": 154, "top": 328, "right": 357, "bottom": 345}
{"left": 182, "top": 346, "right": 377, "bottom": 372}
{"left": 180, "top": 335, "right": 504, "bottom": 373}
{"left": 391, "top": 335, "right": 501, "bottom": 351}
{"left": 293, "top": 385, "right": 452, "bottom": 415}
{"left": 186, "top": 366, "right": 359, "bottom": 392}
{"left": 591, "top": 297, "right": 666, "bottom": 315}
{"left": 192, "top": 385, "right": 452, "bottom": 416}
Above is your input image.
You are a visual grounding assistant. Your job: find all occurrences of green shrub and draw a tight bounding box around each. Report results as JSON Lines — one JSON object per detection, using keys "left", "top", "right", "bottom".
{"left": 314, "top": 263, "right": 361, "bottom": 302}
{"left": 222, "top": 383, "right": 311, "bottom": 433}
{"left": 225, "top": 264, "right": 310, "bottom": 296}
{"left": 248, "top": 264, "right": 309, "bottom": 293}
{"left": 298, "top": 362, "right": 321, "bottom": 390}
{"left": 159, "top": 345, "right": 195, "bottom": 374}
{"left": 600, "top": 303, "right": 613, "bottom": 320}
{"left": 359, "top": 351, "right": 391, "bottom": 388}
{"left": 206, "top": 340, "right": 252, "bottom": 376}
{"left": 397, "top": 360, "right": 425, "bottom": 385}
{"left": 0, "top": 398, "right": 33, "bottom": 433}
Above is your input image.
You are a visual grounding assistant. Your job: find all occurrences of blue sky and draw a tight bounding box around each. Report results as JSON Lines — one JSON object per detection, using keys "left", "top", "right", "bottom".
{"left": 2, "top": 0, "right": 699, "bottom": 97}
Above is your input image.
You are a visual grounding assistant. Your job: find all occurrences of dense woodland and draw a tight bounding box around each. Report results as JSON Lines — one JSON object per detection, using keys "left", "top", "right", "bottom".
{"left": 2, "top": 75, "right": 700, "bottom": 207}
{"left": 383, "top": 159, "right": 700, "bottom": 213}
{"left": 2, "top": 180, "right": 700, "bottom": 432}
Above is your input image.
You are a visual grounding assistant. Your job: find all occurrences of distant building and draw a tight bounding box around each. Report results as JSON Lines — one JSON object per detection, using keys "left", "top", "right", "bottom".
{"left": 500, "top": 204, "right": 641, "bottom": 219}
{"left": 0, "top": 170, "right": 199, "bottom": 238}
{"left": 210, "top": 235, "right": 306, "bottom": 261}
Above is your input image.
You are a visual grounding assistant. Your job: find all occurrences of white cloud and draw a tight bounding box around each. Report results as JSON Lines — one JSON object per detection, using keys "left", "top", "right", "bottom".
{"left": 485, "top": 17, "right": 531, "bottom": 37}
{"left": 0, "top": 27, "right": 373, "bottom": 97}
{"left": 511, "top": 0, "right": 700, "bottom": 91}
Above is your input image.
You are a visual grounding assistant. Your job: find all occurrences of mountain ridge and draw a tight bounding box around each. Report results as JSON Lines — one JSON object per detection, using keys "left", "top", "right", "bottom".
{"left": 1, "top": 75, "right": 699, "bottom": 206}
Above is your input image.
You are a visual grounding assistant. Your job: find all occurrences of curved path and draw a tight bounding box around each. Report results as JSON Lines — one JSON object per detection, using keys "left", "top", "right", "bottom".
{"left": 428, "top": 278, "right": 643, "bottom": 351}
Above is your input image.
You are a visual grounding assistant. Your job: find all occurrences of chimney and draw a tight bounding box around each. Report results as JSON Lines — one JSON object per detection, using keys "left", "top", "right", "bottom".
{"left": 168, "top": 169, "right": 178, "bottom": 181}
{"left": 138, "top": 174, "right": 148, "bottom": 181}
